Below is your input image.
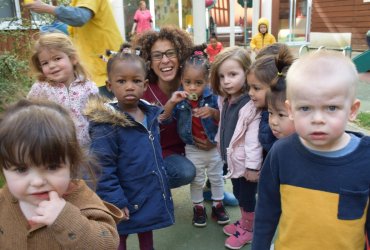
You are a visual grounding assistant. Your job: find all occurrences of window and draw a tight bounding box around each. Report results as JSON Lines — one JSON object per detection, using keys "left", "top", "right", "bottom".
{"left": 0, "top": 0, "right": 52, "bottom": 30}
{"left": 0, "top": 0, "right": 22, "bottom": 29}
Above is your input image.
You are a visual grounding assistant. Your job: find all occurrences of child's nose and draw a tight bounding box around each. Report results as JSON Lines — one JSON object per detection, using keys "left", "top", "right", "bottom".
{"left": 30, "top": 171, "right": 46, "bottom": 187}
{"left": 312, "top": 111, "right": 324, "bottom": 124}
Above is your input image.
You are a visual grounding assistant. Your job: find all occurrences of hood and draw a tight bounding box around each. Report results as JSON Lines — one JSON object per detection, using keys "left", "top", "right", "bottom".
{"left": 84, "top": 96, "right": 135, "bottom": 127}
{"left": 258, "top": 17, "right": 269, "bottom": 33}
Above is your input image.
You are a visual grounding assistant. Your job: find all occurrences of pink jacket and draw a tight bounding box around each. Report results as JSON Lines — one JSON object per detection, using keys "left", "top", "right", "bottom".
{"left": 27, "top": 77, "right": 99, "bottom": 146}
{"left": 216, "top": 97, "right": 263, "bottom": 178}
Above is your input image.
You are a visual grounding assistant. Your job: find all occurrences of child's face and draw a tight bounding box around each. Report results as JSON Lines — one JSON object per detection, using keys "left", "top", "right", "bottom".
{"left": 38, "top": 49, "right": 77, "bottom": 84}
{"left": 268, "top": 101, "right": 295, "bottom": 139}
{"left": 218, "top": 59, "right": 247, "bottom": 101}
{"left": 107, "top": 60, "right": 148, "bottom": 109}
{"left": 181, "top": 65, "right": 207, "bottom": 99}
{"left": 247, "top": 72, "right": 269, "bottom": 108}
{"left": 3, "top": 164, "right": 71, "bottom": 207}
{"left": 259, "top": 24, "right": 267, "bottom": 34}
{"left": 210, "top": 38, "right": 218, "bottom": 48}
{"left": 286, "top": 80, "right": 360, "bottom": 151}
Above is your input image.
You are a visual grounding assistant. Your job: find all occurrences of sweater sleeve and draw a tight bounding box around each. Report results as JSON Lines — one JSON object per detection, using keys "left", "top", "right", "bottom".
{"left": 252, "top": 147, "right": 281, "bottom": 250}
{"left": 54, "top": 6, "right": 93, "bottom": 27}
{"left": 90, "top": 123, "right": 128, "bottom": 209}
{"left": 244, "top": 112, "right": 263, "bottom": 170}
{"left": 49, "top": 202, "right": 120, "bottom": 249}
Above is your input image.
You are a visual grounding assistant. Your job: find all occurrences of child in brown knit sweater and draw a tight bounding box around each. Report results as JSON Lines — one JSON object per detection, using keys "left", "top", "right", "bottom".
{"left": 0, "top": 99, "right": 122, "bottom": 249}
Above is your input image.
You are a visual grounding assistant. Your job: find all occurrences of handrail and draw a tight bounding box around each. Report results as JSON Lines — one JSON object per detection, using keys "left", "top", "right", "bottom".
{"left": 299, "top": 45, "right": 309, "bottom": 56}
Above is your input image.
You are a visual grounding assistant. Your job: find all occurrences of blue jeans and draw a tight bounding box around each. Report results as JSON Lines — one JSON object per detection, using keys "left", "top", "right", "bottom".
{"left": 164, "top": 154, "right": 196, "bottom": 189}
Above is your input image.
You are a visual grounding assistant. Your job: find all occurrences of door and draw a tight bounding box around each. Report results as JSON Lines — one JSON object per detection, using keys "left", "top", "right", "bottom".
{"left": 278, "top": 0, "right": 311, "bottom": 44}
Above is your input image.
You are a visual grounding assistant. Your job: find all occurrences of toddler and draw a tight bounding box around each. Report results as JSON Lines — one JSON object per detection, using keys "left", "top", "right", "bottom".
{"left": 248, "top": 47, "right": 294, "bottom": 155}
{"left": 27, "top": 32, "right": 98, "bottom": 147}
{"left": 161, "top": 46, "right": 229, "bottom": 227}
{"left": 206, "top": 34, "right": 224, "bottom": 63}
{"left": 266, "top": 52, "right": 295, "bottom": 140}
{"left": 250, "top": 18, "right": 276, "bottom": 55}
{"left": 0, "top": 99, "right": 122, "bottom": 249}
{"left": 210, "top": 46, "right": 263, "bottom": 249}
{"left": 253, "top": 51, "right": 370, "bottom": 250}
{"left": 86, "top": 49, "right": 174, "bottom": 250}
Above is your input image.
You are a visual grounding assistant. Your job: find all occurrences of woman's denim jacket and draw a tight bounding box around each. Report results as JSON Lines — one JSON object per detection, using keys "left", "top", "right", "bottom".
{"left": 163, "top": 86, "right": 219, "bottom": 145}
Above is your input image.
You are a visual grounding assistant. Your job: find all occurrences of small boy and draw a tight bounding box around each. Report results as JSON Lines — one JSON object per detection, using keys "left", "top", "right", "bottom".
{"left": 250, "top": 18, "right": 276, "bottom": 55}
{"left": 252, "top": 51, "right": 370, "bottom": 250}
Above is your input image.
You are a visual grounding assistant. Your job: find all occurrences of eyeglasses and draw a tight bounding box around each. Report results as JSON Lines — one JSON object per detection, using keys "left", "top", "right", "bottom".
{"left": 150, "top": 49, "right": 177, "bottom": 61}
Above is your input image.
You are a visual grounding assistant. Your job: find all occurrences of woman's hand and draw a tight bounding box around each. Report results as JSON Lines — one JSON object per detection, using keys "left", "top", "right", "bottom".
{"left": 193, "top": 136, "right": 215, "bottom": 151}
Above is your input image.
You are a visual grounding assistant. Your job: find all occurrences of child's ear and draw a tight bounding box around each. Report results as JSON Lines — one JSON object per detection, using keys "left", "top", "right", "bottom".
{"left": 105, "top": 80, "right": 112, "bottom": 92}
{"left": 143, "top": 79, "right": 149, "bottom": 92}
{"left": 348, "top": 99, "right": 361, "bottom": 121}
{"left": 285, "top": 100, "right": 294, "bottom": 121}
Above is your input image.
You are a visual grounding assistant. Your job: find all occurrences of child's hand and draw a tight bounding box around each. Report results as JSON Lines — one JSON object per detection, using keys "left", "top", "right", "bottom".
{"left": 30, "top": 191, "right": 66, "bottom": 226}
{"left": 193, "top": 106, "right": 217, "bottom": 119}
{"left": 244, "top": 169, "right": 260, "bottom": 182}
{"left": 121, "top": 207, "right": 130, "bottom": 220}
{"left": 170, "top": 91, "right": 187, "bottom": 104}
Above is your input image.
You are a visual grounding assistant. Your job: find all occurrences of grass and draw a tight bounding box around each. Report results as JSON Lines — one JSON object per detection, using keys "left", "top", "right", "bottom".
{"left": 355, "top": 112, "right": 370, "bottom": 130}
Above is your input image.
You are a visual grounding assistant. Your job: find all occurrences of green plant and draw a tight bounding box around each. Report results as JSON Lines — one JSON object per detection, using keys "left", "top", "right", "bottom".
{"left": 0, "top": 52, "right": 33, "bottom": 111}
{"left": 355, "top": 112, "right": 370, "bottom": 130}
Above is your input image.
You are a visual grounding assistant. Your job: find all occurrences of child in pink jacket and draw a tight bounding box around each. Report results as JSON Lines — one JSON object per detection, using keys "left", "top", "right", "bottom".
{"left": 210, "top": 47, "right": 263, "bottom": 250}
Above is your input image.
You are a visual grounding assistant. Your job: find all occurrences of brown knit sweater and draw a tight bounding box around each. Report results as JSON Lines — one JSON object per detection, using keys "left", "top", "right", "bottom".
{"left": 0, "top": 180, "right": 123, "bottom": 249}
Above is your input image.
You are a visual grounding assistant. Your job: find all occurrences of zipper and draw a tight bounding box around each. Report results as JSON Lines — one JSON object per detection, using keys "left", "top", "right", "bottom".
{"left": 147, "top": 125, "right": 175, "bottom": 223}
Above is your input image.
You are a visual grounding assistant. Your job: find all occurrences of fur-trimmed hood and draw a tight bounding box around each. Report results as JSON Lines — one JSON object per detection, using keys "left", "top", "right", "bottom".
{"left": 84, "top": 96, "right": 135, "bottom": 127}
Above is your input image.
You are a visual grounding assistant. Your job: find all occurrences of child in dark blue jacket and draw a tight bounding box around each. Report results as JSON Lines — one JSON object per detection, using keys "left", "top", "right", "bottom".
{"left": 86, "top": 49, "right": 174, "bottom": 250}
{"left": 161, "top": 46, "right": 229, "bottom": 228}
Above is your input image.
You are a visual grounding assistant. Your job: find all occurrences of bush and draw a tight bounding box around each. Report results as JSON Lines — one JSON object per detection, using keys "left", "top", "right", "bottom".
{"left": 356, "top": 112, "right": 370, "bottom": 130}
{"left": 0, "top": 52, "right": 33, "bottom": 112}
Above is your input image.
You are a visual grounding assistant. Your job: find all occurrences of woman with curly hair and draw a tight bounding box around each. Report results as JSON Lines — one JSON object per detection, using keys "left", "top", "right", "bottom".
{"left": 134, "top": 26, "right": 197, "bottom": 189}
{"left": 134, "top": 27, "right": 239, "bottom": 208}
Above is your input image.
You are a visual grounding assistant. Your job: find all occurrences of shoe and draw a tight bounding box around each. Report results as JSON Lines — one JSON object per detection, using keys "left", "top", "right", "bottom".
{"left": 192, "top": 205, "right": 207, "bottom": 227}
{"left": 203, "top": 191, "right": 239, "bottom": 207}
{"left": 212, "top": 203, "right": 230, "bottom": 225}
{"left": 223, "top": 220, "right": 241, "bottom": 236}
{"left": 225, "top": 229, "right": 253, "bottom": 249}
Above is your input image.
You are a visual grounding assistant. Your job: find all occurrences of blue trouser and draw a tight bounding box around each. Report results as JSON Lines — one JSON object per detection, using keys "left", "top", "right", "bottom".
{"left": 231, "top": 177, "right": 257, "bottom": 212}
{"left": 164, "top": 154, "right": 196, "bottom": 189}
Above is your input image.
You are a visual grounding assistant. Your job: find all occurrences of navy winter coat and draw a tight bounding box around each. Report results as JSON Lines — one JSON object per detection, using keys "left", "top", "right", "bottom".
{"left": 86, "top": 98, "right": 174, "bottom": 235}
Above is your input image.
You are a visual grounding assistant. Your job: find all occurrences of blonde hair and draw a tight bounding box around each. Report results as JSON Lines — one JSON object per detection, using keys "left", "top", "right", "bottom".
{"left": 30, "top": 32, "right": 89, "bottom": 83}
{"left": 286, "top": 50, "right": 358, "bottom": 100}
{"left": 210, "top": 46, "right": 251, "bottom": 96}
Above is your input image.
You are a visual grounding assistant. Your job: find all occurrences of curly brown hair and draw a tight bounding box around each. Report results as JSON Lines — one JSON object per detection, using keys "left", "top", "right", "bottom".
{"left": 133, "top": 25, "right": 193, "bottom": 83}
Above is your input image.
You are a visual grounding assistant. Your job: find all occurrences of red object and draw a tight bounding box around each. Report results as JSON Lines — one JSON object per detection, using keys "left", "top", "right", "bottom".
{"left": 190, "top": 100, "right": 207, "bottom": 141}
{"left": 206, "top": 0, "right": 215, "bottom": 8}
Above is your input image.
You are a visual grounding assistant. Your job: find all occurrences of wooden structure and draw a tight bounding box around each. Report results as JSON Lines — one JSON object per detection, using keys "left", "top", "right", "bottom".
{"left": 310, "top": 0, "right": 370, "bottom": 51}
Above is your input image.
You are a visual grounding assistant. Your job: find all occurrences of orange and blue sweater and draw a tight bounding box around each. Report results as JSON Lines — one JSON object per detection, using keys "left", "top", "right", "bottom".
{"left": 253, "top": 133, "right": 370, "bottom": 250}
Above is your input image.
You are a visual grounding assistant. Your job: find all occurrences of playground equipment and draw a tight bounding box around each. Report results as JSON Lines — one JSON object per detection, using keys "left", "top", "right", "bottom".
{"left": 352, "top": 50, "right": 370, "bottom": 73}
